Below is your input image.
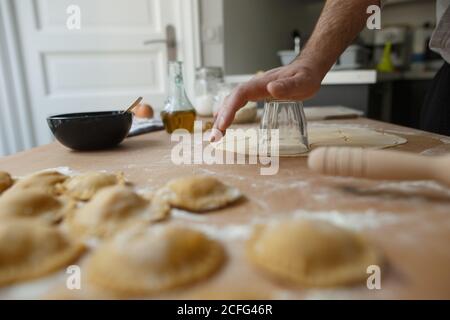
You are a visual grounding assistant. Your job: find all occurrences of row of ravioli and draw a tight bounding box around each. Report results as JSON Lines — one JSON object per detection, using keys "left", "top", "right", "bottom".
{"left": 0, "top": 170, "right": 380, "bottom": 298}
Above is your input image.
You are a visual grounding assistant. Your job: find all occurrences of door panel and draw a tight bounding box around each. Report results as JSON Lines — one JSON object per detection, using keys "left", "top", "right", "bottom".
{"left": 43, "top": 51, "right": 165, "bottom": 96}
{"left": 35, "top": 0, "right": 162, "bottom": 33}
{"left": 14, "top": 0, "right": 197, "bottom": 145}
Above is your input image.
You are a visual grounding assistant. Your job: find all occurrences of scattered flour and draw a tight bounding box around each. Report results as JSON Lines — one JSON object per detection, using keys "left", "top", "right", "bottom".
{"left": 34, "top": 167, "right": 126, "bottom": 177}
{"left": 196, "top": 168, "right": 246, "bottom": 181}
{"left": 171, "top": 209, "right": 209, "bottom": 222}
{"left": 291, "top": 209, "right": 400, "bottom": 231}
{"left": 245, "top": 195, "right": 270, "bottom": 210}
{"left": 372, "top": 180, "right": 450, "bottom": 196}
{"left": 14, "top": 166, "right": 78, "bottom": 179}
{"left": 376, "top": 128, "right": 419, "bottom": 136}
{"left": 301, "top": 288, "right": 369, "bottom": 300}
{"left": 310, "top": 123, "right": 411, "bottom": 137}
{"left": 188, "top": 223, "right": 252, "bottom": 241}
{"left": 179, "top": 208, "right": 402, "bottom": 242}
{"left": 420, "top": 143, "right": 450, "bottom": 156}
{"left": 312, "top": 191, "right": 331, "bottom": 202}
{"left": 0, "top": 271, "right": 66, "bottom": 300}
{"left": 41, "top": 166, "right": 78, "bottom": 176}
{"left": 134, "top": 186, "right": 156, "bottom": 195}
{"left": 310, "top": 123, "right": 370, "bottom": 130}
{"left": 274, "top": 288, "right": 367, "bottom": 300}
{"left": 262, "top": 180, "right": 310, "bottom": 190}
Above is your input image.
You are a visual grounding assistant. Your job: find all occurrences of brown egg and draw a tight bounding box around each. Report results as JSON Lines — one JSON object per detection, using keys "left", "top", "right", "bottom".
{"left": 132, "top": 103, "right": 154, "bottom": 119}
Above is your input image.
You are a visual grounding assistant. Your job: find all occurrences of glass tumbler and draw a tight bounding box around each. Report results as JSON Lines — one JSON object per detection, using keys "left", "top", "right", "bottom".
{"left": 259, "top": 100, "right": 309, "bottom": 156}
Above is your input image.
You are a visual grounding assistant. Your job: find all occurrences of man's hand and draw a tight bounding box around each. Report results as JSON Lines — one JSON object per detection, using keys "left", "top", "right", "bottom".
{"left": 209, "top": 62, "right": 322, "bottom": 142}
{"left": 209, "top": 0, "right": 379, "bottom": 142}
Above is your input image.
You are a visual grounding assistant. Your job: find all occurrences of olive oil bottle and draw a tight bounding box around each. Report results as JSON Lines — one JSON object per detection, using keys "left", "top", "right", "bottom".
{"left": 161, "top": 61, "right": 196, "bottom": 134}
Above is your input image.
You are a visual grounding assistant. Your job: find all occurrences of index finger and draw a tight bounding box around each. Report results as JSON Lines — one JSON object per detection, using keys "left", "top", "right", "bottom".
{"left": 214, "top": 72, "right": 278, "bottom": 132}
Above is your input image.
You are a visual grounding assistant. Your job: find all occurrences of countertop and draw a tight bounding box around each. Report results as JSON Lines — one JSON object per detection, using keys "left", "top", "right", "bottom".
{"left": 0, "top": 118, "right": 449, "bottom": 299}
{"left": 226, "top": 69, "right": 438, "bottom": 86}
{"left": 225, "top": 70, "right": 378, "bottom": 85}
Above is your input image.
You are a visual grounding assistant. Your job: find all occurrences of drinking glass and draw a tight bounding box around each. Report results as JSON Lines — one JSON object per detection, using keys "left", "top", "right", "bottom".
{"left": 259, "top": 100, "right": 309, "bottom": 156}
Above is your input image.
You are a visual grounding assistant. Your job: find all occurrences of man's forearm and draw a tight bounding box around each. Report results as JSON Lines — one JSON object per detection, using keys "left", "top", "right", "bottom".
{"left": 295, "top": 0, "right": 380, "bottom": 79}
{"left": 210, "top": 0, "right": 381, "bottom": 139}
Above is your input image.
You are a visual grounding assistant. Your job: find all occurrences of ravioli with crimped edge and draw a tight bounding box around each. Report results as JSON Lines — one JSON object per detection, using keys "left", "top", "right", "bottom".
{"left": 58, "top": 171, "right": 125, "bottom": 201}
{"left": 5, "top": 171, "right": 67, "bottom": 196}
{"left": 246, "top": 219, "right": 380, "bottom": 287}
{"left": 86, "top": 225, "right": 225, "bottom": 296}
{"left": 0, "top": 189, "right": 64, "bottom": 224}
{"left": 0, "top": 221, "right": 84, "bottom": 287}
{"left": 0, "top": 171, "right": 13, "bottom": 194}
{"left": 66, "top": 185, "right": 170, "bottom": 239}
{"left": 160, "top": 175, "right": 242, "bottom": 212}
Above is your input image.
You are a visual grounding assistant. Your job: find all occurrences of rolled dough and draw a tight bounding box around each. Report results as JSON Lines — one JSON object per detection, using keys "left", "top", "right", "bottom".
{"left": 212, "top": 125, "right": 407, "bottom": 157}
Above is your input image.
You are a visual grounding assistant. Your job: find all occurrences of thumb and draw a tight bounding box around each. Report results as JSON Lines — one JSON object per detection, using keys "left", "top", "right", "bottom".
{"left": 267, "top": 76, "right": 303, "bottom": 99}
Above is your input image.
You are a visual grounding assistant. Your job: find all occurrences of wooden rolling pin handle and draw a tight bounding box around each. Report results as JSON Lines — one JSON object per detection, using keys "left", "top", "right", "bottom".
{"left": 308, "top": 147, "right": 450, "bottom": 187}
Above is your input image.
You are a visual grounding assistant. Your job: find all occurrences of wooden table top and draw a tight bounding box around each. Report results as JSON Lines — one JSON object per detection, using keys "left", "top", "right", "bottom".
{"left": 0, "top": 118, "right": 449, "bottom": 299}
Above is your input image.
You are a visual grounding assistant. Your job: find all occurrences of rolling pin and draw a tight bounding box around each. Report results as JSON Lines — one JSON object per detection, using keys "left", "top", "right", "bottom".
{"left": 308, "top": 147, "right": 450, "bottom": 187}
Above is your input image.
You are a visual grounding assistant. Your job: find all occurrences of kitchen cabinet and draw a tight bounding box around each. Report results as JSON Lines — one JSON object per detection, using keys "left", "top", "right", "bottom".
{"left": 307, "top": 70, "right": 438, "bottom": 129}
{"left": 226, "top": 69, "right": 437, "bottom": 126}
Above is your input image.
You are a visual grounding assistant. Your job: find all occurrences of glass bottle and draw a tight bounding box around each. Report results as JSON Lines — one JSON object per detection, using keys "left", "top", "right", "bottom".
{"left": 213, "top": 83, "right": 235, "bottom": 115}
{"left": 194, "top": 67, "right": 224, "bottom": 116}
{"left": 161, "top": 61, "right": 196, "bottom": 133}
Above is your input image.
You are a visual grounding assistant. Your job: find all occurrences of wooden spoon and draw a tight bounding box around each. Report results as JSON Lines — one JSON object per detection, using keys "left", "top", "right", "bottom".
{"left": 123, "top": 97, "right": 143, "bottom": 114}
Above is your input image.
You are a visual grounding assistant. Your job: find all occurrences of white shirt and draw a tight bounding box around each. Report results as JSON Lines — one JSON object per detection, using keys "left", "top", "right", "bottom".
{"left": 430, "top": 0, "right": 450, "bottom": 63}
{"left": 437, "top": 0, "right": 450, "bottom": 21}
{"left": 382, "top": 0, "right": 450, "bottom": 63}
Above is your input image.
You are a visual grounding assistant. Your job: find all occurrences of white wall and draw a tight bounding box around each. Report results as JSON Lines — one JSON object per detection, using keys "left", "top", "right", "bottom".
{"left": 200, "top": 0, "right": 225, "bottom": 68}
{"left": 200, "top": 0, "right": 437, "bottom": 75}
{"left": 199, "top": 0, "right": 323, "bottom": 74}
{"left": 223, "top": 0, "right": 308, "bottom": 75}
{"left": 383, "top": 0, "right": 435, "bottom": 27}
{"left": 198, "top": 0, "right": 338, "bottom": 74}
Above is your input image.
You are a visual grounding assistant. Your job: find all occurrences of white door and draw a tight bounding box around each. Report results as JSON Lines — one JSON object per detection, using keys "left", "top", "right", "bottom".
{"left": 13, "top": 0, "right": 200, "bottom": 146}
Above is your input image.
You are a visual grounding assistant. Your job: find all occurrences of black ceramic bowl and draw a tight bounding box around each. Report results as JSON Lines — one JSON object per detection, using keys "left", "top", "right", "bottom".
{"left": 47, "top": 111, "right": 132, "bottom": 151}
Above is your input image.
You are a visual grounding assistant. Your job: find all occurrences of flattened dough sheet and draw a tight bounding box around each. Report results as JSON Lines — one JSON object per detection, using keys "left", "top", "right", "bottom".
{"left": 212, "top": 125, "right": 408, "bottom": 157}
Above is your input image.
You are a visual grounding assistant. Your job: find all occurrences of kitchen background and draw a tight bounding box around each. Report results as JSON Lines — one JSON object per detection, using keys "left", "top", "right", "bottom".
{"left": 0, "top": 0, "right": 444, "bottom": 156}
